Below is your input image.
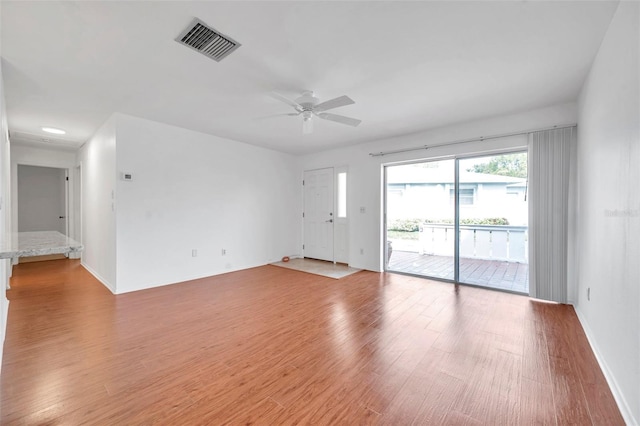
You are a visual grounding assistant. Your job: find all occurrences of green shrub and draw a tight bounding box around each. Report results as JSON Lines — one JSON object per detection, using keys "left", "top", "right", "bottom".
{"left": 390, "top": 217, "right": 510, "bottom": 231}
{"left": 424, "top": 218, "right": 510, "bottom": 225}
{"left": 388, "top": 218, "right": 422, "bottom": 232}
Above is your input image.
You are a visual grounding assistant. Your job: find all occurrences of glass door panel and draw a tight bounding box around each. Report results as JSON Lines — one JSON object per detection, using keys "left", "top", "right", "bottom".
{"left": 385, "top": 159, "right": 455, "bottom": 280}
{"left": 458, "top": 153, "right": 529, "bottom": 293}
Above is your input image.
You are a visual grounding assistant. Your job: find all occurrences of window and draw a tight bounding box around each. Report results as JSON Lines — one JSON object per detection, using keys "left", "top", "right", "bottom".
{"left": 450, "top": 188, "right": 475, "bottom": 205}
{"left": 337, "top": 172, "right": 347, "bottom": 218}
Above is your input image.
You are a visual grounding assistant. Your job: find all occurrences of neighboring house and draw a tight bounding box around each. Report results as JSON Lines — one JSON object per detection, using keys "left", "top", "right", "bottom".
{"left": 387, "top": 166, "right": 528, "bottom": 226}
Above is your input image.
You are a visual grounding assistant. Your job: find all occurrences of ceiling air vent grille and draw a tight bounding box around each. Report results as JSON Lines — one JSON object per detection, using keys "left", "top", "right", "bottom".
{"left": 176, "top": 18, "right": 240, "bottom": 62}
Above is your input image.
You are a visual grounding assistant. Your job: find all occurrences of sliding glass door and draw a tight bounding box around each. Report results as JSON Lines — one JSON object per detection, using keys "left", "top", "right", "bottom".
{"left": 385, "top": 152, "right": 529, "bottom": 293}
{"left": 457, "top": 154, "right": 529, "bottom": 292}
{"left": 386, "top": 159, "right": 455, "bottom": 280}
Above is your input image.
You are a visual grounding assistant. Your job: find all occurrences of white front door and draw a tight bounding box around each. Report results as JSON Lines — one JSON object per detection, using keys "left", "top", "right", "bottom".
{"left": 304, "top": 168, "right": 334, "bottom": 261}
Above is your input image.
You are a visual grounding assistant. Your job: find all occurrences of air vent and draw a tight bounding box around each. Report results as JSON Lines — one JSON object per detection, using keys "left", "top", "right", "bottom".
{"left": 176, "top": 18, "right": 240, "bottom": 62}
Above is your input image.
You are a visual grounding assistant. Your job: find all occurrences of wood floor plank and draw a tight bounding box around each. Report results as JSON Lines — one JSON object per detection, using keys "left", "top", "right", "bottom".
{"left": 411, "top": 371, "right": 465, "bottom": 425}
{"left": 549, "top": 355, "right": 594, "bottom": 425}
{"left": 581, "top": 381, "right": 627, "bottom": 426}
{"left": 221, "top": 396, "right": 287, "bottom": 425}
{"left": 521, "top": 318, "right": 552, "bottom": 384}
{"left": 0, "top": 259, "right": 624, "bottom": 424}
{"left": 520, "top": 377, "right": 556, "bottom": 425}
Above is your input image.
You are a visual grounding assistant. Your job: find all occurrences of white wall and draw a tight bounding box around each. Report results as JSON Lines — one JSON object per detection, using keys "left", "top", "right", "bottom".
{"left": 78, "top": 117, "right": 117, "bottom": 292}
{"left": 114, "top": 113, "right": 300, "bottom": 293}
{"left": 0, "top": 48, "right": 11, "bottom": 371}
{"left": 575, "top": 2, "right": 640, "bottom": 424}
{"left": 10, "top": 144, "right": 76, "bottom": 168}
{"left": 300, "top": 102, "right": 577, "bottom": 271}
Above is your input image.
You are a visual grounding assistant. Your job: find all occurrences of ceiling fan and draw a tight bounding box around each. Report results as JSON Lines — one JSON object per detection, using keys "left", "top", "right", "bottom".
{"left": 270, "top": 91, "right": 361, "bottom": 134}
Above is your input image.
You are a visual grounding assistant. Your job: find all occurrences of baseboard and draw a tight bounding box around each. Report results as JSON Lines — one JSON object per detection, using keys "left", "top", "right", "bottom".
{"left": 80, "top": 262, "right": 115, "bottom": 294}
{"left": 0, "top": 297, "right": 7, "bottom": 373}
{"left": 574, "top": 305, "right": 637, "bottom": 426}
{"left": 1, "top": 259, "right": 11, "bottom": 373}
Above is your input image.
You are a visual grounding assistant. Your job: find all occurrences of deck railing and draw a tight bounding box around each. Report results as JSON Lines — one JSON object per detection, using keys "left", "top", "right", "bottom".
{"left": 418, "top": 223, "right": 528, "bottom": 262}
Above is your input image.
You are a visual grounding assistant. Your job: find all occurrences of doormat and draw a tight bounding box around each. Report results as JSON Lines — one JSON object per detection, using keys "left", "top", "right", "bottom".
{"left": 270, "top": 258, "right": 361, "bottom": 279}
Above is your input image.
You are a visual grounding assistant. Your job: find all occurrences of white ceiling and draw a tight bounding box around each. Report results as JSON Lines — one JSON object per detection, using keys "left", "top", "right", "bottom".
{"left": 1, "top": 1, "right": 618, "bottom": 155}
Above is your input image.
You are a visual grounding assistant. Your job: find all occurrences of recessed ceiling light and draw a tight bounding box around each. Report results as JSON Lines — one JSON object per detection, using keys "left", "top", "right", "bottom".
{"left": 42, "top": 127, "right": 66, "bottom": 135}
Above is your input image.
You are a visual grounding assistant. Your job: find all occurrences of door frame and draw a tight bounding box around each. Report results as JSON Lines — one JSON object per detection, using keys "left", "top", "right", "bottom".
{"left": 12, "top": 161, "right": 76, "bottom": 241}
{"left": 303, "top": 166, "right": 349, "bottom": 264}
{"left": 383, "top": 148, "right": 527, "bottom": 288}
{"left": 72, "top": 163, "right": 82, "bottom": 260}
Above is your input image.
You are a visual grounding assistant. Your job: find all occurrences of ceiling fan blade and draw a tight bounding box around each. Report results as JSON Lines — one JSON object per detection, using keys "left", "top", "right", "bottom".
{"left": 313, "top": 95, "right": 355, "bottom": 113}
{"left": 269, "top": 92, "right": 303, "bottom": 112}
{"left": 254, "top": 112, "right": 300, "bottom": 121}
{"left": 317, "top": 112, "right": 362, "bottom": 127}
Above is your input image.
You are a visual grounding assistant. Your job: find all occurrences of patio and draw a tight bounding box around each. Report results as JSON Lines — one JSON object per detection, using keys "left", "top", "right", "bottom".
{"left": 388, "top": 250, "right": 529, "bottom": 294}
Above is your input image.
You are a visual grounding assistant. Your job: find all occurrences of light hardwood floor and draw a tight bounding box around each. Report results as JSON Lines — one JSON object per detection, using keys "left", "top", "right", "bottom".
{"left": 1, "top": 259, "right": 624, "bottom": 424}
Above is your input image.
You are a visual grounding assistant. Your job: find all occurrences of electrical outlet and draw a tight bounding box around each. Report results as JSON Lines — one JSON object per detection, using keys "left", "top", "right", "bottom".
{"left": 360, "top": 248, "right": 364, "bottom": 255}
{"left": 192, "top": 249, "right": 197, "bottom": 257}
{"left": 587, "top": 287, "right": 590, "bottom": 301}
{"left": 222, "top": 248, "right": 227, "bottom": 256}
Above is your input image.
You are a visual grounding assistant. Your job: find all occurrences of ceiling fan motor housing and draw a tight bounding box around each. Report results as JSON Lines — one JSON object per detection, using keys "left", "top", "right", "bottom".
{"left": 296, "top": 91, "right": 320, "bottom": 109}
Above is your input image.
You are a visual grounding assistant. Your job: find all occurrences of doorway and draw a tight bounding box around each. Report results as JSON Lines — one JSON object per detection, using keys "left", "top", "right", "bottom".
{"left": 384, "top": 152, "right": 529, "bottom": 293}
{"left": 17, "top": 164, "right": 68, "bottom": 262}
{"left": 18, "top": 165, "right": 68, "bottom": 233}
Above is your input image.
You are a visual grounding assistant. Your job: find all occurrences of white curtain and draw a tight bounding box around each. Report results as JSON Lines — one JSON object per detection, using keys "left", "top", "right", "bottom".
{"left": 528, "top": 127, "right": 577, "bottom": 302}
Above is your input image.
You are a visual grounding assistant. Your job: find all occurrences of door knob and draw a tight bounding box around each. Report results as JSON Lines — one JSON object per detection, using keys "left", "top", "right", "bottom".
{"left": 59, "top": 216, "right": 65, "bottom": 219}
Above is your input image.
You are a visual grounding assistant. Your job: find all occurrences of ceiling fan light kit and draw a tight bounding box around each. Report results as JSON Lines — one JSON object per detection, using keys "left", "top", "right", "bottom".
{"left": 302, "top": 111, "right": 313, "bottom": 134}
{"left": 270, "top": 90, "right": 361, "bottom": 134}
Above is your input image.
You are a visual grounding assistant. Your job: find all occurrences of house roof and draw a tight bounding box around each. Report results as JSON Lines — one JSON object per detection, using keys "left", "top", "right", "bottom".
{"left": 0, "top": 1, "right": 618, "bottom": 154}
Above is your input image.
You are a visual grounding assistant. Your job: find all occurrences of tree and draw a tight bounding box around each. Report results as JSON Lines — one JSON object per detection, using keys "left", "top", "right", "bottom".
{"left": 468, "top": 153, "right": 527, "bottom": 178}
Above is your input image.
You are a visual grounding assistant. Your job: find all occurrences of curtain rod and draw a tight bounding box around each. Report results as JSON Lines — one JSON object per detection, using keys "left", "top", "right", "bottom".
{"left": 368, "top": 123, "right": 576, "bottom": 157}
